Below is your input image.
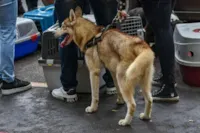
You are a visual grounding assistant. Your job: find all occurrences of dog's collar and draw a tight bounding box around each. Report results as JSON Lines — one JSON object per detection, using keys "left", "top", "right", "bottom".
{"left": 84, "top": 24, "right": 116, "bottom": 51}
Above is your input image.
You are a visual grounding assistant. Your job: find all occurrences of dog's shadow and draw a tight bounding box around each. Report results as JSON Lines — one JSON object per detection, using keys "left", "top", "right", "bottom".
{"left": 111, "top": 104, "right": 125, "bottom": 111}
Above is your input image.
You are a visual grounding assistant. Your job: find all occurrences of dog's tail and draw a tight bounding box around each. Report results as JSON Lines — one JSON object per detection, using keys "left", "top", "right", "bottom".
{"left": 125, "top": 48, "right": 154, "bottom": 81}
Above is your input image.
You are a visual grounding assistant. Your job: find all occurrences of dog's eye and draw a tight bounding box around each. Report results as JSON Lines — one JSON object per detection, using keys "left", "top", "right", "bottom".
{"left": 62, "top": 25, "right": 67, "bottom": 29}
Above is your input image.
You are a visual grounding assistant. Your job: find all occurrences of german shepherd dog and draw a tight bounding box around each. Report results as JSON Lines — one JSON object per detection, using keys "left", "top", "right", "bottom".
{"left": 55, "top": 7, "right": 155, "bottom": 126}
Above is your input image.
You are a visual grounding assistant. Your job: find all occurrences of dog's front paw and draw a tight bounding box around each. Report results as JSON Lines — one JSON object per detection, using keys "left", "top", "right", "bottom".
{"left": 139, "top": 113, "right": 151, "bottom": 120}
{"left": 118, "top": 119, "right": 131, "bottom": 126}
{"left": 85, "top": 106, "right": 97, "bottom": 113}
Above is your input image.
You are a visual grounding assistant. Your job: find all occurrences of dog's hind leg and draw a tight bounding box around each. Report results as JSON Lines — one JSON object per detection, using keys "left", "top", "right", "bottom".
{"left": 117, "top": 75, "right": 136, "bottom": 126}
{"left": 124, "top": 49, "right": 154, "bottom": 121}
{"left": 116, "top": 62, "right": 136, "bottom": 126}
{"left": 139, "top": 65, "right": 154, "bottom": 120}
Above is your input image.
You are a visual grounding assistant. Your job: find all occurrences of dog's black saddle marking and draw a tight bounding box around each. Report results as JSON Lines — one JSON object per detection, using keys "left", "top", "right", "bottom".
{"left": 84, "top": 23, "right": 117, "bottom": 51}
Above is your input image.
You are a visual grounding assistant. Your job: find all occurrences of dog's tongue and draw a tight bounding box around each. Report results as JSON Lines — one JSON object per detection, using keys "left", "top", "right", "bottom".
{"left": 60, "top": 35, "right": 69, "bottom": 48}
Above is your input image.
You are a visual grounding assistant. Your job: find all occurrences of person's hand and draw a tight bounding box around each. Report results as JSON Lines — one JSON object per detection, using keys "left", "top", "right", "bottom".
{"left": 116, "top": 10, "right": 129, "bottom": 22}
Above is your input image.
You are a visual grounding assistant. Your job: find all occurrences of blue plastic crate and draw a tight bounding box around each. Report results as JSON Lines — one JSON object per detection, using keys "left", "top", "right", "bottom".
{"left": 15, "top": 35, "right": 40, "bottom": 59}
{"left": 15, "top": 17, "right": 41, "bottom": 59}
{"left": 23, "top": 5, "right": 56, "bottom": 32}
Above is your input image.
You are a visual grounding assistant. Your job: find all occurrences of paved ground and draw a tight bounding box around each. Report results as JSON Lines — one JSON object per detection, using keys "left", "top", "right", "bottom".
{"left": 0, "top": 50, "right": 200, "bottom": 133}
{"left": 1, "top": 1, "right": 200, "bottom": 133}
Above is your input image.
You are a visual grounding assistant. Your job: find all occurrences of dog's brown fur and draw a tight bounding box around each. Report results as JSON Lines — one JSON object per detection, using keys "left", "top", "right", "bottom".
{"left": 55, "top": 7, "right": 155, "bottom": 126}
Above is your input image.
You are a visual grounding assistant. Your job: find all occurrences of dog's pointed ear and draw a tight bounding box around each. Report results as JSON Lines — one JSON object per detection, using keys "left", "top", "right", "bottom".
{"left": 69, "top": 9, "right": 76, "bottom": 22}
{"left": 75, "top": 6, "right": 82, "bottom": 17}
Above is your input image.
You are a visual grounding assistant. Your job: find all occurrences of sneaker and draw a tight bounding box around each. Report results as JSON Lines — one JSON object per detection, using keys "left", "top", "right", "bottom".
{"left": 103, "top": 73, "right": 117, "bottom": 95}
{"left": 52, "top": 87, "right": 78, "bottom": 103}
{"left": 105, "top": 82, "right": 117, "bottom": 95}
{"left": 152, "top": 74, "right": 164, "bottom": 87}
{"left": 152, "top": 75, "right": 177, "bottom": 88}
{"left": 152, "top": 84, "right": 179, "bottom": 102}
{"left": 1, "top": 78, "right": 32, "bottom": 95}
{"left": 106, "top": 87, "right": 117, "bottom": 95}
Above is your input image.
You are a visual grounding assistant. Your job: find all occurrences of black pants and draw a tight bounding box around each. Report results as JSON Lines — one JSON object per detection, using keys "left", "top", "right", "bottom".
{"left": 26, "top": 0, "right": 38, "bottom": 11}
{"left": 89, "top": 0, "right": 118, "bottom": 87}
{"left": 55, "top": 0, "right": 79, "bottom": 90}
{"left": 18, "top": 0, "right": 25, "bottom": 15}
{"left": 82, "top": 0, "right": 91, "bottom": 14}
{"left": 141, "top": 0, "right": 175, "bottom": 85}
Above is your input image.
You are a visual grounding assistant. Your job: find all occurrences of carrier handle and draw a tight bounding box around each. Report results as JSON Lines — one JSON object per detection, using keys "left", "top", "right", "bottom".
{"left": 38, "top": 6, "right": 55, "bottom": 13}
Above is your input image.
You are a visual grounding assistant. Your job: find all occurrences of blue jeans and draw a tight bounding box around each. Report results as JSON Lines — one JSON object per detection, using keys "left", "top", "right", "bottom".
{"left": 0, "top": 0, "right": 17, "bottom": 83}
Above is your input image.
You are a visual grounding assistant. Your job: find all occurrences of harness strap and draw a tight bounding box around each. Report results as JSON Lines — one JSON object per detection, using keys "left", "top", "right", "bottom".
{"left": 84, "top": 23, "right": 117, "bottom": 51}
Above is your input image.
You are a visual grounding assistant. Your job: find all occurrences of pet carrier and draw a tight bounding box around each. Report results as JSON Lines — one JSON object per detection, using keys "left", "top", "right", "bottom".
{"left": 15, "top": 17, "right": 40, "bottom": 59}
{"left": 174, "top": 22, "right": 200, "bottom": 87}
{"left": 23, "top": 5, "right": 56, "bottom": 33}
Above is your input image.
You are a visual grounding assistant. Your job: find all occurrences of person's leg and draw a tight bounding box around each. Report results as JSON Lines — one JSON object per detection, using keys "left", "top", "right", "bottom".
{"left": 32, "top": 0, "right": 38, "bottom": 9}
{"left": 0, "top": 0, "right": 15, "bottom": 83}
{"left": 0, "top": 79, "right": 2, "bottom": 89}
{"left": 0, "top": 0, "right": 31, "bottom": 95}
{"left": 82, "top": 0, "right": 91, "bottom": 14}
{"left": 141, "top": 0, "right": 178, "bottom": 102}
{"left": 52, "top": 0, "right": 79, "bottom": 102}
{"left": 59, "top": 42, "right": 78, "bottom": 90}
{"left": 18, "top": 0, "right": 25, "bottom": 15}
{"left": 88, "top": 0, "right": 117, "bottom": 26}
{"left": 26, "top": 0, "right": 38, "bottom": 11}
{"left": 89, "top": 0, "right": 117, "bottom": 95}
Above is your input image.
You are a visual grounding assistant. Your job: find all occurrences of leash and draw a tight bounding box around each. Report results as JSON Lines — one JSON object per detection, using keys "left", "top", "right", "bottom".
{"left": 84, "top": 12, "right": 128, "bottom": 51}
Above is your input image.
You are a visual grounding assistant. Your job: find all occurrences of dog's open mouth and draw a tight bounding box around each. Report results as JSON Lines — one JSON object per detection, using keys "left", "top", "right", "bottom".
{"left": 60, "top": 34, "right": 72, "bottom": 48}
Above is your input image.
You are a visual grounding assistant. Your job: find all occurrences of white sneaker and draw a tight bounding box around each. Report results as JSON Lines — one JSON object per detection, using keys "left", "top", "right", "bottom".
{"left": 52, "top": 87, "right": 78, "bottom": 103}
{"left": 106, "top": 87, "right": 117, "bottom": 95}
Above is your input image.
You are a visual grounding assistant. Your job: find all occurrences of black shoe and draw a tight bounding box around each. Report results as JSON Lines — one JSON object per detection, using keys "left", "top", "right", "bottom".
{"left": 152, "top": 74, "right": 164, "bottom": 87}
{"left": 152, "top": 75, "right": 177, "bottom": 88}
{"left": 1, "top": 78, "right": 32, "bottom": 95}
{"left": 152, "top": 84, "right": 179, "bottom": 102}
{"left": 103, "top": 74, "right": 117, "bottom": 95}
{"left": 104, "top": 81, "right": 117, "bottom": 95}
